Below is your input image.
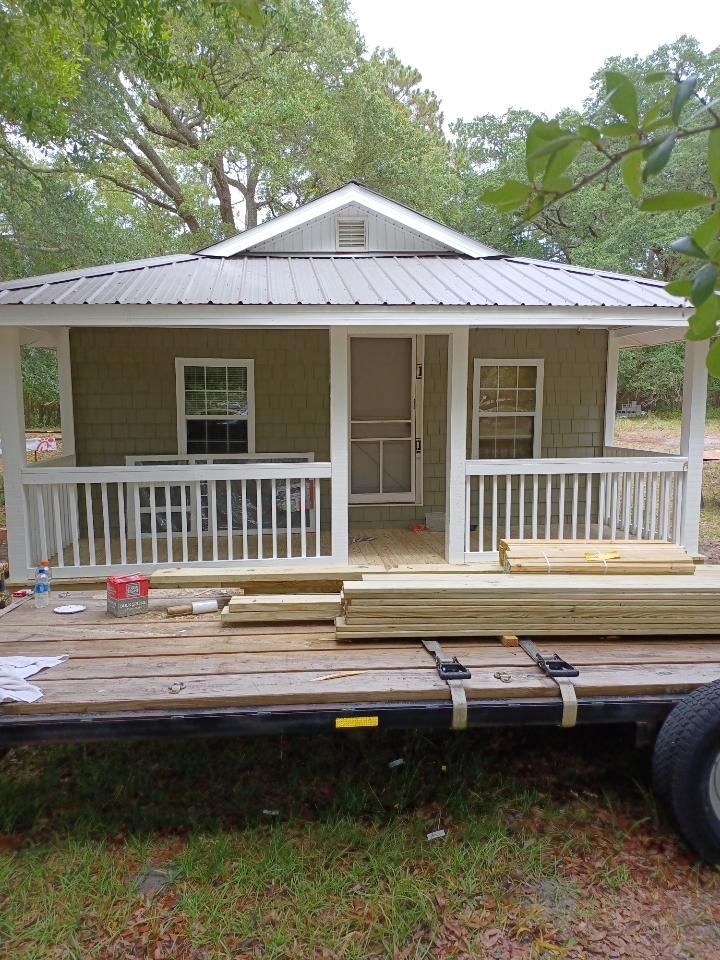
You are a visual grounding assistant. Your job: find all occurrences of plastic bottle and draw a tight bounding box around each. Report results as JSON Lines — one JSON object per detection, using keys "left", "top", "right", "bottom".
{"left": 34, "top": 562, "right": 51, "bottom": 608}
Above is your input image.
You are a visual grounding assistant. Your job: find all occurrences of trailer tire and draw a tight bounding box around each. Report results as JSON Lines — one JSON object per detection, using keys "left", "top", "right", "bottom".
{"left": 653, "top": 680, "right": 720, "bottom": 864}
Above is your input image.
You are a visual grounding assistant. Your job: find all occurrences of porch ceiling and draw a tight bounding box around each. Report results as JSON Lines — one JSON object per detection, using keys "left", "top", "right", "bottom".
{"left": 0, "top": 253, "right": 686, "bottom": 311}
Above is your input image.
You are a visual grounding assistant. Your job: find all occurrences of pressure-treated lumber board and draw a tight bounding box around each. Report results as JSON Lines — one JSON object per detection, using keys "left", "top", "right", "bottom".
{"left": 499, "top": 538, "right": 696, "bottom": 575}
{"left": 150, "top": 565, "right": 375, "bottom": 588}
{"left": 221, "top": 593, "right": 343, "bottom": 623}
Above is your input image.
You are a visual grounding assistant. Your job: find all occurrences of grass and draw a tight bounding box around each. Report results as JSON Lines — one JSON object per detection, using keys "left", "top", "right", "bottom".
{"left": 1, "top": 728, "right": 719, "bottom": 958}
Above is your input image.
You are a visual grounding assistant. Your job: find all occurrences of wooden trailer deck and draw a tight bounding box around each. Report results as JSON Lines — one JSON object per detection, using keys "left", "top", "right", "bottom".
{"left": 2, "top": 582, "right": 720, "bottom": 741}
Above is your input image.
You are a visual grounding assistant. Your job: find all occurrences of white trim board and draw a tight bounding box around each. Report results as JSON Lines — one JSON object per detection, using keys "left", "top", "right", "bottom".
{"left": 198, "top": 183, "right": 499, "bottom": 259}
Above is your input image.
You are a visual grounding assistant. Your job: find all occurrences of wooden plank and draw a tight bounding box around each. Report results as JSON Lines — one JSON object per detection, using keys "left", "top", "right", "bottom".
{"left": 222, "top": 594, "right": 343, "bottom": 623}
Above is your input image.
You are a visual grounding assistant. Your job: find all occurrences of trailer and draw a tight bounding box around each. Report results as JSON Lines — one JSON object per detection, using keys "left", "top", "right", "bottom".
{"left": 2, "top": 577, "right": 720, "bottom": 866}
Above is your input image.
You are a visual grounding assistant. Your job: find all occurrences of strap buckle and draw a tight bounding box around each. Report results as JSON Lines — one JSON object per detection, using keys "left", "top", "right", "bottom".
{"left": 519, "top": 638, "right": 578, "bottom": 679}
{"left": 435, "top": 657, "right": 472, "bottom": 682}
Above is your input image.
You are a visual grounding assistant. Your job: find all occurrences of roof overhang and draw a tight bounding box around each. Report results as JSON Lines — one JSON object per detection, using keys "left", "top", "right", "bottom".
{"left": 197, "top": 182, "right": 499, "bottom": 259}
{"left": 0, "top": 303, "right": 689, "bottom": 331}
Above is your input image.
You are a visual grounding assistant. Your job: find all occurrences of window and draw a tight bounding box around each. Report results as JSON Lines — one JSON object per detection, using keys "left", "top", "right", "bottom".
{"left": 471, "top": 359, "right": 543, "bottom": 459}
{"left": 175, "top": 359, "right": 255, "bottom": 455}
{"left": 336, "top": 217, "right": 368, "bottom": 250}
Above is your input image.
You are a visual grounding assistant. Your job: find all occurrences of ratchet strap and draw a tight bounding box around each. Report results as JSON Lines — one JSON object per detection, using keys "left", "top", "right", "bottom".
{"left": 519, "top": 637, "right": 579, "bottom": 728}
{"left": 421, "top": 639, "right": 471, "bottom": 731}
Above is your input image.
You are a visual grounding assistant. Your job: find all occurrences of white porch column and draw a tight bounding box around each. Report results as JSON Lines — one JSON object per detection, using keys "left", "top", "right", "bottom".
{"left": 329, "top": 327, "right": 349, "bottom": 564}
{"left": 445, "top": 327, "right": 469, "bottom": 563}
{"left": 0, "top": 327, "right": 30, "bottom": 575}
{"left": 680, "top": 339, "right": 708, "bottom": 555}
{"left": 604, "top": 331, "right": 620, "bottom": 447}
{"left": 56, "top": 327, "right": 76, "bottom": 458}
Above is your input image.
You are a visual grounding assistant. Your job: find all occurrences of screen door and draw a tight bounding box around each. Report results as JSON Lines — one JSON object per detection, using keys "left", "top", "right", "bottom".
{"left": 350, "top": 337, "right": 416, "bottom": 503}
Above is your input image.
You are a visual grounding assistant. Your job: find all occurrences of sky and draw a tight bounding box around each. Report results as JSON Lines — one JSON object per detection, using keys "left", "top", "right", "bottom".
{"left": 350, "top": 0, "right": 719, "bottom": 123}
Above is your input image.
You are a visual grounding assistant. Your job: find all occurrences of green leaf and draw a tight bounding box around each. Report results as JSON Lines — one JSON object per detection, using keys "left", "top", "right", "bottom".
{"left": 665, "top": 279, "right": 692, "bottom": 297}
{"left": 708, "top": 129, "right": 720, "bottom": 193}
{"left": 543, "top": 141, "right": 583, "bottom": 186}
{"left": 578, "top": 124, "right": 601, "bottom": 143}
{"left": 620, "top": 152, "right": 642, "bottom": 198}
{"left": 671, "top": 77, "right": 698, "bottom": 123}
{"left": 671, "top": 235, "right": 710, "bottom": 259}
{"left": 481, "top": 180, "right": 532, "bottom": 212}
{"left": 686, "top": 295, "right": 720, "bottom": 340}
{"left": 639, "top": 191, "right": 713, "bottom": 212}
{"left": 691, "top": 263, "right": 719, "bottom": 306}
{"left": 526, "top": 120, "right": 571, "bottom": 179}
{"left": 694, "top": 210, "right": 720, "bottom": 248}
{"left": 604, "top": 70, "right": 639, "bottom": 126}
{"left": 707, "top": 338, "right": 720, "bottom": 377}
{"left": 642, "top": 134, "right": 676, "bottom": 181}
{"left": 602, "top": 121, "right": 637, "bottom": 138}
{"left": 645, "top": 70, "right": 671, "bottom": 83}
{"left": 524, "top": 195, "right": 546, "bottom": 220}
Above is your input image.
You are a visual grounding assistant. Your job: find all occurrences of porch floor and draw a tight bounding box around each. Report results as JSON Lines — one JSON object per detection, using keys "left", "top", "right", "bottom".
{"left": 2, "top": 587, "right": 720, "bottom": 724}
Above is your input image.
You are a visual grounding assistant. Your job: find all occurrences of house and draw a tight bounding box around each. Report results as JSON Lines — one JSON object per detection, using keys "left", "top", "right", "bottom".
{"left": 0, "top": 182, "right": 705, "bottom": 581}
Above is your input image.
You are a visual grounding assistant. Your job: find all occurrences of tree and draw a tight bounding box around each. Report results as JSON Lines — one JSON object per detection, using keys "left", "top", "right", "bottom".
{"left": 481, "top": 37, "right": 720, "bottom": 373}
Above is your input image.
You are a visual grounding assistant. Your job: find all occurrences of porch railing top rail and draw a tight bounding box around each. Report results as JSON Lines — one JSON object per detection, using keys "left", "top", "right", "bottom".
{"left": 465, "top": 455, "right": 687, "bottom": 477}
{"left": 21, "top": 461, "right": 332, "bottom": 485}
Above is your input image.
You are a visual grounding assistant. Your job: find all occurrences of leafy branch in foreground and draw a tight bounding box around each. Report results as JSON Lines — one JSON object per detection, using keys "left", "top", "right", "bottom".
{"left": 482, "top": 69, "right": 720, "bottom": 375}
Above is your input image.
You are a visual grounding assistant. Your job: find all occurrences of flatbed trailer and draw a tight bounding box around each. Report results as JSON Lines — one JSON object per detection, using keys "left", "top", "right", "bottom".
{"left": 3, "top": 588, "right": 720, "bottom": 863}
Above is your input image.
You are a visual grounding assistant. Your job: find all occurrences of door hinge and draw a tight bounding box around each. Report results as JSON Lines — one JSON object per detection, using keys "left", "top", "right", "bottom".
{"left": 415, "top": 438, "right": 422, "bottom": 454}
{"left": 416, "top": 363, "right": 423, "bottom": 380}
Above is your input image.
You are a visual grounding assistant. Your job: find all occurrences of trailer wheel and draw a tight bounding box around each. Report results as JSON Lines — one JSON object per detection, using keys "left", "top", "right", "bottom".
{"left": 653, "top": 680, "right": 720, "bottom": 864}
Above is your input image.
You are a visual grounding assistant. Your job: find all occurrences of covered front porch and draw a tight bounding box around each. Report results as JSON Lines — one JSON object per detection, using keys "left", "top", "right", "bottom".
{"left": 0, "top": 324, "right": 708, "bottom": 581}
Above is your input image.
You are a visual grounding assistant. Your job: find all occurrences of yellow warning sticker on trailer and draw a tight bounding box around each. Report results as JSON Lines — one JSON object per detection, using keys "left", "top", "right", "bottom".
{"left": 335, "top": 716, "right": 379, "bottom": 729}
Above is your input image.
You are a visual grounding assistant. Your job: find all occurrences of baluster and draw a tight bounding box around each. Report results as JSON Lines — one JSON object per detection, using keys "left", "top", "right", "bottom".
{"left": 241, "top": 478, "right": 249, "bottom": 560}
{"left": 69, "top": 484, "right": 80, "bottom": 568}
{"left": 519, "top": 474, "right": 525, "bottom": 539}
{"left": 558, "top": 474, "right": 566, "bottom": 539}
{"left": 632, "top": 472, "right": 641, "bottom": 537}
{"left": 636, "top": 473, "right": 646, "bottom": 540}
{"left": 610, "top": 473, "right": 619, "bottom": 540}
{"left": 660, "top": 473, "right": 671, "bottom": 540}
{"left": 52, "top": 485, "right": 64, "bottom": 568}
{"left": 226, "top": 480, "right": 234, "bottom": 561}
{"left": 584, "top": 474, "right": 592, "bottom": 539}
{"left": 133, "top": 484, "right": 142, "bottom": 564}
{"left": 622, "top": 473, "right": 632, "bottom": 539}
{"left": 571, "top": 473, "right": 579, "bottom": 539}
{"left": 505, "top": 474, "right": 512, "bottom": 541}
{"left": 256, "top": 479, "right": 264, "bottom": 560}
{"left": 597, "top": 474, "right": 606, "bottom": 539}
{"left": 491, "top": 475, "right": 498, "bottom": 552}
{"left": 180, "top": 483, "right": 188, "bottom": 563}
{"left": 117, "top": 483, "right": 127, "bottom": 565}
{"left": 532, "top": 474, "right": 539, "bottom": 539}
{"left": 285, "top": 478, "right": 292, "bottom": 558}
{"left": 148, "top": 486, "right": 158, "bottom": 563}
{"left": 478, "top": 475, "right": 485, "bottom": 552}
{"left": 300, "top": 478, "right": 307, "bottom": 558}
{"left": 545, "top": 475, "right": 552, "bottom": 538}
{"left": 209, "top": 479, "right": 219, "bottom": 560}
{"left": 465, "top": 477, "right": 471, "bottom": 555}
{"left": 164, "top": 482, "right": 173, "bottom": 563}
{"left": 100, "top": 482, "right": 111, "bottom": 565}
{"left": 649, "top": 472, "right": 659, "bottom": 539}
{"left": 271, "top": 478, "right": 278, "bottom": 559}
{"left": 194, "top": 480, "right": 203, "bottom": 561}
{"left": 673, "top": 472, "right": 685, "bottom": 545}
{"left": 83, "top": 483, "right": 96, "bottom": 567}
{"left": 314, "top": 479, "right": 322, "bottom": 558}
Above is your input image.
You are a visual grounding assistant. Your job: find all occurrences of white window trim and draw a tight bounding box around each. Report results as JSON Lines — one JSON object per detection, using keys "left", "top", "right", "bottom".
{"left": 471, "top": 358, "right": 544, "bottom": 459}
{"left": 175, "top": 357, "right": 255, "bottom": 455}
{"left": 348, "top": 333, "right": 424, "bottom": 505}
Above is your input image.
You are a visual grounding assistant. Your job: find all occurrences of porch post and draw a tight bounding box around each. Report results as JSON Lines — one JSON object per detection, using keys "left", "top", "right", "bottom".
{"left": 445, "top": 327, "right": 469, "bottom": 563}
{"left": 329, "top": 327, "right": 349, "bottom": 564}
{"left": 680, "top": 339, "right": 708, "bottom": 555}
{"left": 56, "top": 327, "right": 76, "bottom": 458}
{"left": 0, "top": 327, "right": 30, "bottom": 575}
{"left": 604, "top": 332, "right": 619, "bottom": 447}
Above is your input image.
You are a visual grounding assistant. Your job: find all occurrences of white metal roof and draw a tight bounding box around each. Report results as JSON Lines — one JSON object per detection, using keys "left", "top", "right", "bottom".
{"left": 0, "top": 253, "right": 686, "bottom": 310}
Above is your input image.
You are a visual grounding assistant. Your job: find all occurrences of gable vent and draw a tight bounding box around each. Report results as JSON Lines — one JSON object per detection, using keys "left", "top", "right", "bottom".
{"left": 336, "top": 217, "right": 368, "bottom": 250}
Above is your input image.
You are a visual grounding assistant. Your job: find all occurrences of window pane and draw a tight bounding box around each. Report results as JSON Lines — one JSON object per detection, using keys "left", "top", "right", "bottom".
{"left": 498, "top": 389, "right": 519, "bottom": 411}
{"left": 477, "top": 438, "right": 496, "bottom": 458}
{"left": 515, "top": 416, "right": 534, "bottom": 437}
{"left": 478, "top": 389, "right": 499, "bottom": 412}
{"left": 518, "top": 365, "right": 537, "bottom": 388}
{"left": 478, "top": 365, "right": 498, "bottom": 388}
{"left": 498, "top": 366, "right": 517, "bottom": 388}
{"left": 227, "top": 367, "right": 247, "bottom": 392}
{"left": 478, "top": 416, "right": 497, "bottom": 438}
{"left": 185, "top": 392, "right": 206, "bottom": 415}
{"left": 184, "top": 366, "right": 205, "bottom": 391}
{"left": 516, "top": 389, "right": 536, "bottom": 412}
{"left": 186, "top": 420, "right": 208, "bottom": 454}
{"left": 495, "top": 439, "right": 514, "bottom": 458}
{"left": 515, "top": 438, "right": 533, "bottom": 457}
{"left": 206, "top": 392, "right": 228, "bottom": 415}
{"left": 205, "top": 367, "right": 227, "bottom": 391}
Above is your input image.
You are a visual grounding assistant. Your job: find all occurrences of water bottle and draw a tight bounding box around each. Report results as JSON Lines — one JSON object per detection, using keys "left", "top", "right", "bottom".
{"left": 34, "top": 563, "right": 51, "bottom": 608}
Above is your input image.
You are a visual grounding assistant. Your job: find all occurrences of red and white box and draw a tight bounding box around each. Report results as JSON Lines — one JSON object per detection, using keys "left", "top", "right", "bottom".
{"left": 107, "top": 574, "right": 149, "bottom": 617}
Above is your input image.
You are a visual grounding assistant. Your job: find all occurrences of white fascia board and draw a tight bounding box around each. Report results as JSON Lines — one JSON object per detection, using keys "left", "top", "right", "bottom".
{"left": 0, "top": 303, "right": 690, "bottom": 330}
{"left": 198, "top": 183, "right": 499, "bottom": 259}
{"left": 612, "top": 326, "right": 689, "bottom": 347}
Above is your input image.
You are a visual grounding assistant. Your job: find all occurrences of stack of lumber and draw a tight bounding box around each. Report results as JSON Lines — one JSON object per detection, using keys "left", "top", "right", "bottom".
{"left": 335, "top": 571, "right": 720, "bottom": 640}
{"left": 499, "top": 539, "right": 695, "bottom": 575}
{"left": 221, "top": 593, "right": 342, "bottom": 624}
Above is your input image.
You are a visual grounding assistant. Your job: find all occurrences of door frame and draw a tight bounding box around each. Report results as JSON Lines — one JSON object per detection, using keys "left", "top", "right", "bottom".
{"left": 348, "top": 333, "right": 424, "bottom": 505}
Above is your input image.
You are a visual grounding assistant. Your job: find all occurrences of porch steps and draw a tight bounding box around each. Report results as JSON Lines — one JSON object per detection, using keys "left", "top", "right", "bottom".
{"left": 335, "top": 568, "right": 720, "bottom": 641}
{"left": 500, "top": 539, "right": 696, "bottom": 576}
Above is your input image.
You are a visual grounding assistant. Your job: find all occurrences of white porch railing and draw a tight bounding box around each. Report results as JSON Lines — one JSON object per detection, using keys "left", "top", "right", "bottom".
{"left": 21, "top": 460, "right": 333, "bottom": 577}
{"left": 464, "top": 456, "right": 688, "bottom": 560}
